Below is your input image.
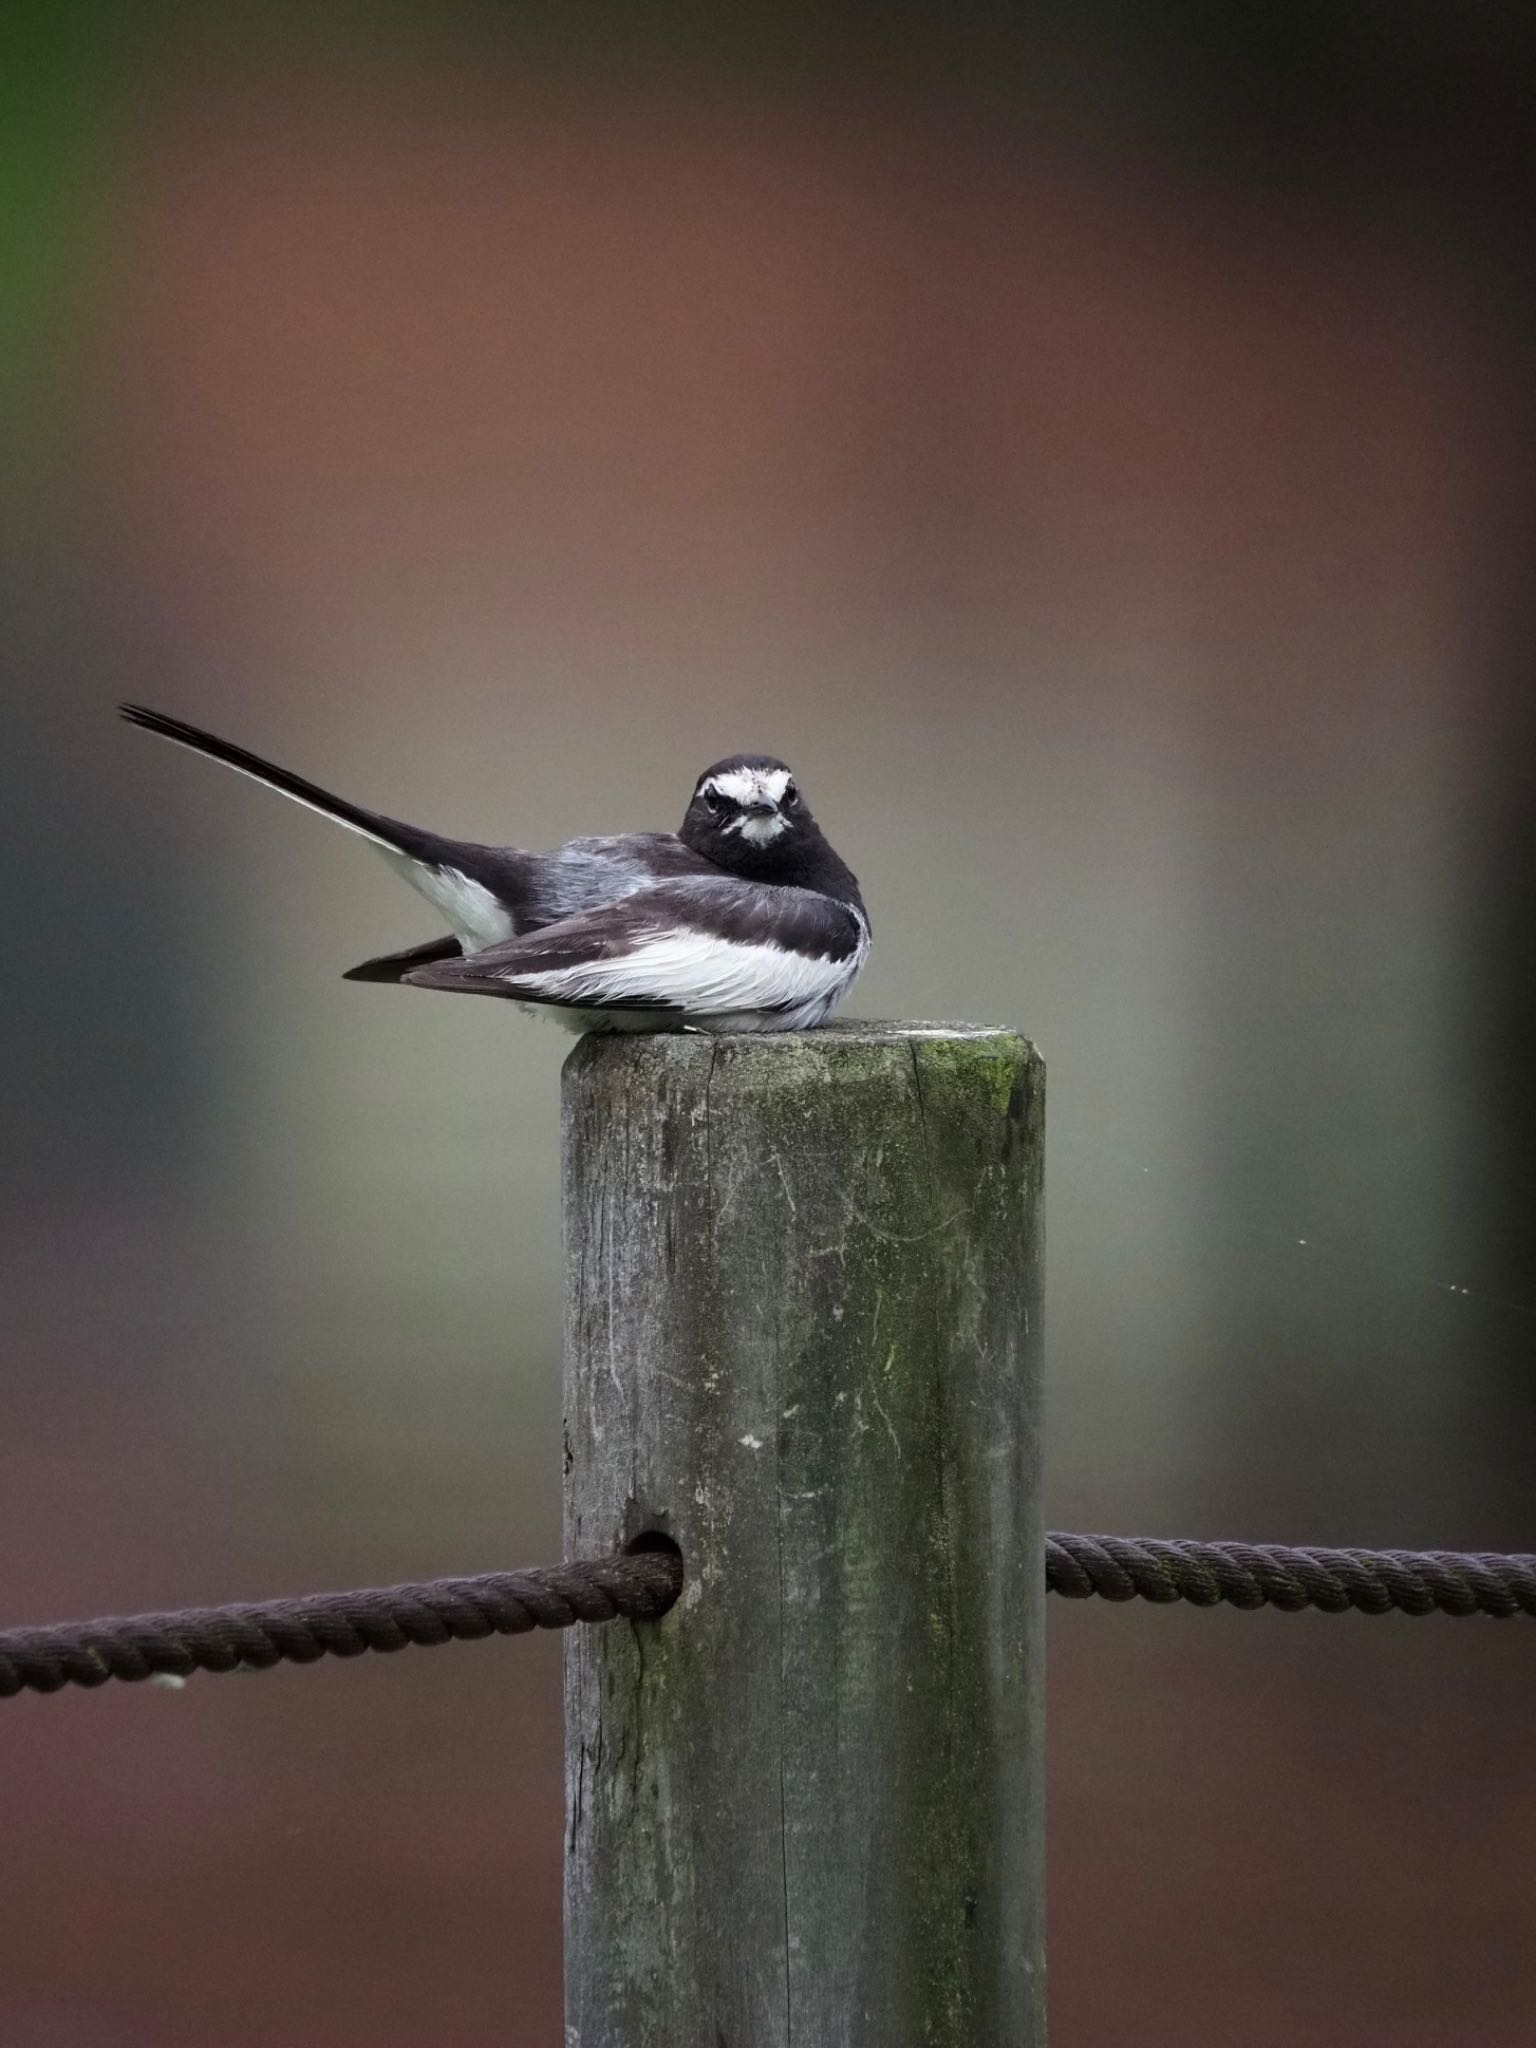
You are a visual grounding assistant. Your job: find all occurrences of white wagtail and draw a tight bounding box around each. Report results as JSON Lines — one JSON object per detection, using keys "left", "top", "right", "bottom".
{"left": 120, "top": 706, "right": 869, "bottom": 1032}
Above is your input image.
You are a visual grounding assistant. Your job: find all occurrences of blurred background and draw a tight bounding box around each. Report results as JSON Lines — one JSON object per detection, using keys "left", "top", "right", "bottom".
{"left": 4, "top": 3, "right": 1535, "bottom": 2042}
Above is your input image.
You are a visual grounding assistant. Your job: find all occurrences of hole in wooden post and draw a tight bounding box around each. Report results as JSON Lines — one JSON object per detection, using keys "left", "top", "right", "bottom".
{"left": 623, "top": 1529, "right": 685, "bottom": 1615}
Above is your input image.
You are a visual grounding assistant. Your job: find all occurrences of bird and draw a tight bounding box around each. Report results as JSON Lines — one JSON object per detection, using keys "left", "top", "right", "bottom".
{"left": 119, "top": 705, "right": 870, "bottom": 1033}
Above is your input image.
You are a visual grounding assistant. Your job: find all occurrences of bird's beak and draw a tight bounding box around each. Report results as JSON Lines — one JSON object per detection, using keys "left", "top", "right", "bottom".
{"left": 744, "top": 799, "right": 778, "bottom": 817}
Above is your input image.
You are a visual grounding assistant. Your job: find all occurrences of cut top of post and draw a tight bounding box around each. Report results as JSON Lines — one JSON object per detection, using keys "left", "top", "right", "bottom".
{"left": 561, "top": 1016, "right": 1040, "bottom": 1082}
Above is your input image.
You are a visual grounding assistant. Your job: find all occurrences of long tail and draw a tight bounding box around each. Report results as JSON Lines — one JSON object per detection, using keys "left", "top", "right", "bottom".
{"left": 119, "top": 705, "right": 445, "bottom": 863}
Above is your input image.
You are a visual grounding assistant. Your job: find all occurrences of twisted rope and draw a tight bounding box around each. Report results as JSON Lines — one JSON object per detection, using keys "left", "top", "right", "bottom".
{"left": 5, "top": 1534, "right": 1533, "bottom": 1699}
{"left": 1046, "top": 1533, "right": 1536, "bottom": 1619}
{"left": 0, "top": 1550, "right": 682, "bottom": 1699}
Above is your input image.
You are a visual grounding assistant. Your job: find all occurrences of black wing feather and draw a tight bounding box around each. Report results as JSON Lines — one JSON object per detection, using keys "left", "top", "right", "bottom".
{"left": 343, "top": 935, "right": 464, "bottom": 983}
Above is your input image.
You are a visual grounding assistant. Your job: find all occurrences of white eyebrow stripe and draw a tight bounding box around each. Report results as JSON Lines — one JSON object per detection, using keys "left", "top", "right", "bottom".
{"left": 702, "top": 767, "right": 793, "bottom": 805}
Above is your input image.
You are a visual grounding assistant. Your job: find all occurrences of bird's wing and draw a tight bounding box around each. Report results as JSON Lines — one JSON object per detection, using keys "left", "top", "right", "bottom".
{"left": 512, "top": 834, "right": 717, "bottom": 930}
{"left": 401, "top": 880, "right": 865, "bottom": 1016}
{"left": 342, "top": 934, "right": 463, "bottom": 983}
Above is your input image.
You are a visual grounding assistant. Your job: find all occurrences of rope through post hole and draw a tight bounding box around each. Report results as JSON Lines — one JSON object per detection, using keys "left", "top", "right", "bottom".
{"left": 0, "top": 1551, "right": 683, "bottom": 1699}
{"left": 3, "top": 1534, "right": 1535, "bottom": 1700}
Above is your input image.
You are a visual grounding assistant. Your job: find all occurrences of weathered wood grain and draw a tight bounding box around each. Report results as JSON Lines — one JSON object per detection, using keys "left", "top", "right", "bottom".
{"left": 562, "top": 1021, "right": 1045, "bottom": 2048}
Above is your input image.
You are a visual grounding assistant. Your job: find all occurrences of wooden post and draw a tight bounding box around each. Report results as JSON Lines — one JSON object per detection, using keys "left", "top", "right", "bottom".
{"left": 562, "top": 1021, "right": 1045, "bottom": 2048}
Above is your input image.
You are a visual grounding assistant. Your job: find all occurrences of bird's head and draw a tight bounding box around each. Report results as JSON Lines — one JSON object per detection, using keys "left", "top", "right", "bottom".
{"left": 680, "top": 755, "right": 814, "bottom": 874}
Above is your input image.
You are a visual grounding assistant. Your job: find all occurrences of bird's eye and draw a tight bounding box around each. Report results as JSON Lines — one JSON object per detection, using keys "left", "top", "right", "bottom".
{"left": 703, "top": 788, "right": 727, "bottom": 815}
{"left": 784, "top": 782, "right": 800, "bottom": 807}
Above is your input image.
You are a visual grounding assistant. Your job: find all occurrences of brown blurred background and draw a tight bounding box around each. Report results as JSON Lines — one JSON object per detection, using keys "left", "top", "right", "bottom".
{"left": 4, "top": 4, "right": 1535, "bottom": 2042}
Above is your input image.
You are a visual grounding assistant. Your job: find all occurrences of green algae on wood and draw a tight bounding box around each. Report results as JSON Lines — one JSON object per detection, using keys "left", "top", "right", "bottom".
{"left": 562, "top": 1020, "right": 1045, "bottom": 2048}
